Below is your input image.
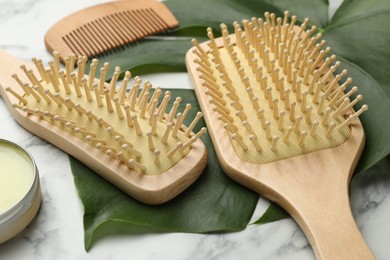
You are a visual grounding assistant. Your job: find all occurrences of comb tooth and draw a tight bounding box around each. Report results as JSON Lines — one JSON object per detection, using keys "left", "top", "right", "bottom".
{"left": 115, "top": 13, "right": 138, "bottom": 42}
{"left": 79, "top": 25, "right": 102, "bottom": 56}
{"left": 81, "top": 78, "right": 93, "bottom": 102}
{"left": 91, "top": 20, "right": 115, "bottom": 51}
{"left": 100, "top": 17, "right": 123, "bottom": 48}
{"left": 185, "top": 112, "right": 203, "bottom": 137}
{"left": 48, "top": 62, "right": 59, "bottom": 86}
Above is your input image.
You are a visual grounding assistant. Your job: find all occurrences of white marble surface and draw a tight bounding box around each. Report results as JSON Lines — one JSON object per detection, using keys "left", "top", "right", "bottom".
{"left": 0, "top": 0, "right": 389, "bottom": 259}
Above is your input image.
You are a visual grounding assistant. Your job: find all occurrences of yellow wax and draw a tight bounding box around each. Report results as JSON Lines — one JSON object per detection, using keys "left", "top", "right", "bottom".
{"left": 0, "top": 142, "right": 34, "bottom": 214}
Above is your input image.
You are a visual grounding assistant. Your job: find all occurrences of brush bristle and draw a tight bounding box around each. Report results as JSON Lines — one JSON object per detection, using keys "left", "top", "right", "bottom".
{"left": 190, "top": 11, "right": 367, "bottom": 164}
{"left": 8, "top": 53, "right": 206, "bottom": 175}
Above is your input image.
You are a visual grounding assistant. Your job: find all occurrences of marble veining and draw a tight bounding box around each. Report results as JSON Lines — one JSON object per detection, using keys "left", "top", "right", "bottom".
{"left": 0, "top": 0, "right": 389, "bottom": 259}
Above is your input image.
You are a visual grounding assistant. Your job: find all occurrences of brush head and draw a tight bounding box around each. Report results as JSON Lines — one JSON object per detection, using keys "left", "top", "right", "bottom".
{"left": 186, "top": 12, "right": 367, "bottom": 166}
{"left": 185, "top": 12, "right": 372, "bottom": 259}
{"left": 0, "top": 50, "right": 207, "bottom": 204}
{"left": 45, "top": 0, "right": 179, "bottom": 61}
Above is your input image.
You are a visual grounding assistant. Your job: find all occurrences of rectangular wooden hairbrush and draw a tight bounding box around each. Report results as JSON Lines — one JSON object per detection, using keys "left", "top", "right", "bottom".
{"left": 45, "top": 0, "right": 179, "bottom": 61}
{"left": 0, "top": 50, "right": 207, "bottom": 205}
{"left": 186, "top": 11, "right": 373, "bottom": 259}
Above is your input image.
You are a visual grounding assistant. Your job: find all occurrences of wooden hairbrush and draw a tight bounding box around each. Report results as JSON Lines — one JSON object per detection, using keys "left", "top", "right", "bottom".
{"left": 0, "top": 50, "right": 207, "bottom": 205}
{"left": 45, "top": 0, "right": 179, "bottom": 60}
{"left": 186, "top": 11, "right": 373, "bottom": 259}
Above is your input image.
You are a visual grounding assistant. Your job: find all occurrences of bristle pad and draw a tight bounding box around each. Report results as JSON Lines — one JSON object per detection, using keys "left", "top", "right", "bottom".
{"left": 14, "top": 59, "right": 204, "bottom": 175}
{"left": 192, "top": 13, "right": 367, "bottom": 165}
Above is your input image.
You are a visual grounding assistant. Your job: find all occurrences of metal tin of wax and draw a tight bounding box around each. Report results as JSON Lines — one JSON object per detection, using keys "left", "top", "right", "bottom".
{"left": 0, "top": 139, "right": 41, "bottom": 244}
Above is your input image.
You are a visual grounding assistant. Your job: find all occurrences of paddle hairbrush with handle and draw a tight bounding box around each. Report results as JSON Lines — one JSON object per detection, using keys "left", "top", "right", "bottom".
{"left": 0, "top": 50, "right": 207, "bottom": 205}
{"left": 186, "top": 11, "right": 373, "bottom": 259}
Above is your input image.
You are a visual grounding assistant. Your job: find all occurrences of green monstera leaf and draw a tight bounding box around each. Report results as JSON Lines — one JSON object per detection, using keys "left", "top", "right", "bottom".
{"left": 70, "top": 0, "right": 390, "bottom": 247}
{"left": 71, "top": 89, "right": 258, "bottom": 250}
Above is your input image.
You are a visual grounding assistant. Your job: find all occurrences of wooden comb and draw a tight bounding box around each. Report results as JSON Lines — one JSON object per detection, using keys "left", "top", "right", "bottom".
{"left": 0, "top": 50, "right": 207, "bottom": 205}
{"left": 186, "top": 11, "right": 373, "bottom": 259}
{"left": 45, "top": 0, "right": 179, "bottom": 60}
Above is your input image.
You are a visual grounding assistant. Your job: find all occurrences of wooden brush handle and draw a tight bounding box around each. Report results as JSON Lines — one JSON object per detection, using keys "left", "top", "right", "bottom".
{"left": 289, "top": 186, "right": 374, "bottom": 259}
